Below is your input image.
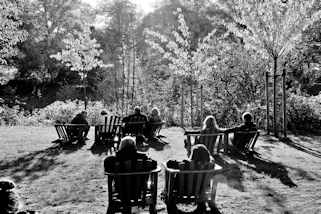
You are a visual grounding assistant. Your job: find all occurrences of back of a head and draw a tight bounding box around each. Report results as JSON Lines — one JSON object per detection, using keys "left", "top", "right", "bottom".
{"left": 0, "top": 179, "right": 15, "bottom": 191}
{"left": 118, "top": 136, "right": 137, "bottom": 154}
{"left": 151, "top": 107, "right": 160, "bottom": 117}
{"left": 190, "top": 144, "right": 211, "bottom": 163}
{"left": 202, "top": 115, "right": 217, "bottom": 130}
{"left": 242, "top": 112, "right": 253, "bottom": 123}
{"left": 101, "top": 110, "right": 108, "bottom": 116}
{"left": 134, "top": 106, "right": 141, "bottom": 114}
{"left": 81, "top": 111, "right": 87, "bottom": 118}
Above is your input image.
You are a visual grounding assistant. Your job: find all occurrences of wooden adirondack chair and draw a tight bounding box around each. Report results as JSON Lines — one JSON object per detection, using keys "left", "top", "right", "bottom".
{"left": 232, "top": 130, "right": 260, "bottom": 153}
{"left": 105, "top": 159, "right": 161, "bottom": 214}
{"left": 54, "top": 124, "right": 88, "bottom": 144}
{"left": 147, "top": 121, "right": 164, "bottom": 137}
{"left": 95, "top": 115, "right": 122, "bottom": 150}
{"left": 122, "top": 121, "right": 146, "bottom": 137}
{"left": 164, "top": 161, "right": 223, "bottom": 213}
{"left": 184, "top": 131, "right": 225, "bottom": 157}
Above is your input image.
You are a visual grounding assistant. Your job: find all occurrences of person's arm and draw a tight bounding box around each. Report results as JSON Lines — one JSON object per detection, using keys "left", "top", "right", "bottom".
{"left": 224, "top": 125, "right": 242, "bottom": 133}
{"left": 104, "top": 156, "right": 117, "bottom": 172}
{"left": 122, "top": 116, "right": 129, "bottom": 123}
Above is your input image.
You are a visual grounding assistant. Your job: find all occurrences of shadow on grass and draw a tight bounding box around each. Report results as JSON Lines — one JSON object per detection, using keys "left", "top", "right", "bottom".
{"left": 260, "top": 185, "right": 293, "bottom": 214}
{"left": 89, "top": 141, "right": 116, "bottom": 156}
{"left": 146, "top": 137, "right": 170, "bottom": 151}
{"left": 214, "top": 155, "right": 245, "bottom": 192}
{"left": 229, "top": 152, "right": 297, "bottom": 188}
{"left": 0, "top": 143, "right": 84, "bottom": 182}
{"left": 281, "top": 137, "right": 321, "bottom": 159}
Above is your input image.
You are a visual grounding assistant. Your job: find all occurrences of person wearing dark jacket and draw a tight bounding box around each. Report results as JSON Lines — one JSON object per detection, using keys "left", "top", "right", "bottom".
{"left": 122, "top": 106, "right": 148, "bottom": 123}
{"left": 225, "top": 112, "right": 257, "bottom": 150}
{"left": 104, "top": 136, "right": 157, "bottom": 173}
{"left": 68, "top": 111, "right": 90, "bottom": 142}
{"left": 122, "top": 106, "right": 148, "bottom": 145}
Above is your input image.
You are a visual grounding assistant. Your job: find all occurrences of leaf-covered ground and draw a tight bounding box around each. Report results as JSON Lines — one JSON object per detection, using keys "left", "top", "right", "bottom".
{"left": 0, "top": 126, "right": 321, "bottom": 214}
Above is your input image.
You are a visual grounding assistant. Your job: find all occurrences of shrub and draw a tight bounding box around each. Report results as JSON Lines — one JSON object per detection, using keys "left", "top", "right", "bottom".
{"left": 0, "top": 105, "right": 20, "bottom": 125}
{"left": 40, "top": 100, "right": 111, "bottom": 125}
{"left": 287, "top": 93, "right": 321, "bottom": 132}
{"left": 0, "top": 100, "right": 114, "bottom": 126}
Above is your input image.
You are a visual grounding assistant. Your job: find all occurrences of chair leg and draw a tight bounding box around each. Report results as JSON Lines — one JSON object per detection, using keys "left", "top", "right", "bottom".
{"left": 166, "top": 201, "right": 178, "bottom": 214}
{"left": 195, "top": 202, "right": 206, "bottom": 214}
{"left": 106, "top": 206, "right": 114, "bottom": 214}
{"left": 149, "top": 204, "right": 157, "bottom": 214}
{"left": 208, "top": 201, "right": 217, "bottom": 212}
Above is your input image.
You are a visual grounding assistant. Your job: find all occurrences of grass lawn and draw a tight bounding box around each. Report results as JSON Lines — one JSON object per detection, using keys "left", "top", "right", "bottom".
{"left": 1, "top": 126, "right": 321, "bottom": 214}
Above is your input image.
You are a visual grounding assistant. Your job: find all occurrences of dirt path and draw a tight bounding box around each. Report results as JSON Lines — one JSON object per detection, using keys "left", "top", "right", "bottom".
{"left": 0, "top": 126, "right": 321, "bottom": 213}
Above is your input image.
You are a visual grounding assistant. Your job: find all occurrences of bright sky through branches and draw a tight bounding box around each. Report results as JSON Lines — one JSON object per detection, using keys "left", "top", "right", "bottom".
{"left": 82, "top": 0, "right": 157, "bottom": 14}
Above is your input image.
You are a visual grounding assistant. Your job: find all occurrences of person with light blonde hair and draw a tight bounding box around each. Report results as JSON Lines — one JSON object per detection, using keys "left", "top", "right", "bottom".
{"left": 201, "top": 115, "right": 225, "bottom": 133}
{"left": 149, "top": 107, "right": 161, "bottom": 122}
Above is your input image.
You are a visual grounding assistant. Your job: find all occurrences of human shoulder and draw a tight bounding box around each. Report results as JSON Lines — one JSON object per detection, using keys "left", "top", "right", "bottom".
{"left": 104, "top": 155, "right": 117, "bottom": 172}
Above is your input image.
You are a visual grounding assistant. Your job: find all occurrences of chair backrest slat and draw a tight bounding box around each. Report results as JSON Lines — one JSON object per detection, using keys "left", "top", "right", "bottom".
{"left": 166, "top": 161, "right": 216, "bottom": 202}
{"left": 177, "top": 163, "right": 186, "bottom": 199}
{"left": 186, "top": 133, "right": 223, "bottom": 155}
{"left": 111, "top": 159, "right": 154, "bottom": 203}
{"left": 123, "top": 121, "right": 146, "bottom": 136}
{"left": 233, "top": 131, "right": 259, "bottom": 150}
{"left": 55, "top": 125, "right": 70, "bottom": 142}
{"left": 193, "top": 166, "right": 203, "bottom": 198}
{"left": 148, "top": 121, "right": 164, "bottom": 137}
{"left": 198, "top": 135, "right": 217, "bottom": 154}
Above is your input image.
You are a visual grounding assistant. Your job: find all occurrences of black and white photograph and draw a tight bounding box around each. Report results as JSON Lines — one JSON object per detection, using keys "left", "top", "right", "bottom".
{"left": 1, "top": 0, "right": 321, "bottom": 213}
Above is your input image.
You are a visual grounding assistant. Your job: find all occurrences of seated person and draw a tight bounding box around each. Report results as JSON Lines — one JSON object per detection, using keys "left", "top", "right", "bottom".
{"left": 145, "top": 107, "right": 162, "bottom": 139}
{"left": 225, "top": 112, "right": 257, "bottom": 150}
{"left": 185, "top": 115, "right": 224, "bottom": 156}
{"left": 167, "top": 144, "right": 214, "bottom": 170}
{"left": 198, "top": 115, "right": 225, "bottom": 140}
{"left": 98, "top": 109, "right": 108, "bottom": 125}
{"left": 148, "top": 107, "right": 161, "bottom": 123}
{"left": 122, "top": 106, "right": 148, "bottom": 145}
{"left": 122, "top": 106, "right": 148, "bottom": 123}
{"left": 164, "top": 145, "right": 214, "bottom": 212}
{"left": 0, "top": 178, "right": 20, "bottom": 214}
{"left": 68, "top": 111, "right": 90, "bottom": 142}
{"left": 104, "top": 136, "right": 157, "bottom": 173}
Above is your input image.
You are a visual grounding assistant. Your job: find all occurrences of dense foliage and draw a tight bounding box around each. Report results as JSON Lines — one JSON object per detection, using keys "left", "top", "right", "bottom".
{"left": 0, "top": 0, "right": 321, "bottom": 133}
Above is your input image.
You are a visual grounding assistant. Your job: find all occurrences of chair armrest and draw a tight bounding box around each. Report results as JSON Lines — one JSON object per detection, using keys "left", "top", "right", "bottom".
{"left": 105, "top": 166, "right": 161, "bottom": 176}
{"left": 163, "top": 162, "right": 224, "bottom": 174}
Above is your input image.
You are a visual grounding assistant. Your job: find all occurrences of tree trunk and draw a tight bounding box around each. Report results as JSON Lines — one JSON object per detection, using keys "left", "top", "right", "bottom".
{"left": 273, "top": 56, "right": 278, "bottom": 137}
{"left": 181, "top": 83, "right": 184, "bottom": 128}
{"left": 282, "top": 67, "right": 287, "bottom": 138}
{"left": 200, "top": 85, "right": 203, "bottom": 123}
{"left": 126, "top": 51, "right": 130, "bottom": 115}
{"left": 132, "top": 42, "right": 136, "bottom": 104}
{"left": 190, "top": 84, "right": 193, "bottom": 128}
{"left": 266, "top": 71, "right": 270, "bottom": 135}
{"left": 84, "top": 79, "right": 87, "bottom": 110}
{"left": 121, "top": 43, "right": 125, "bottom": 117}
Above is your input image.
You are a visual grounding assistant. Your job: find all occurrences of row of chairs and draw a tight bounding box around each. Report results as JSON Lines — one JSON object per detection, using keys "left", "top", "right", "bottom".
{"left": 94, "top": 116, "right": 165, "bottom": 150}
{"left": 106, "top": 159, "right": 224, "bottom": 214}
{"left": 54, "top": 115, "right": 165, "bottom": 147}
{"left": 184, "top": 131, "right": 260, "bottom": 156}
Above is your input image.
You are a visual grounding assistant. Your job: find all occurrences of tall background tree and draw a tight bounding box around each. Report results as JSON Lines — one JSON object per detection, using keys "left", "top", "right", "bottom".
{"left": 51, "top": 27, "right": 107, "bottom": 109}
{"left": 214, "top": 0, "right": 321, "bottom": 136}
